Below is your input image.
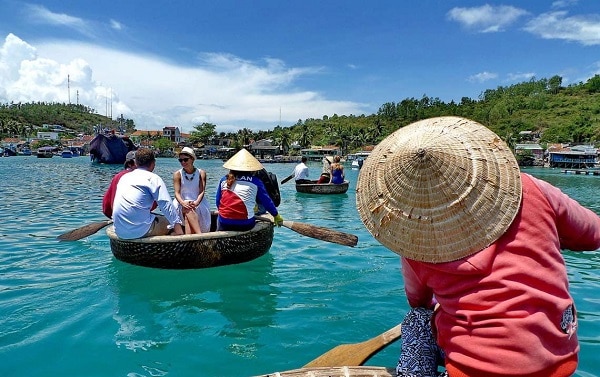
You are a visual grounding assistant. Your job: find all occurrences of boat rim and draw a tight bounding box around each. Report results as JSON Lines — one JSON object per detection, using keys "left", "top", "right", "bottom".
{"left": 105, "top": 219, "right": 273, "bottom": 243}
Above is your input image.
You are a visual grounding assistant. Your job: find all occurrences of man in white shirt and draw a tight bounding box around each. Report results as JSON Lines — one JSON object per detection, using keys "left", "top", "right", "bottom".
{"left": 293, "top": 156, "right": 310, "bottom": 184}
{"left": 113, "top": 148, "right": 184, "bottom": 239}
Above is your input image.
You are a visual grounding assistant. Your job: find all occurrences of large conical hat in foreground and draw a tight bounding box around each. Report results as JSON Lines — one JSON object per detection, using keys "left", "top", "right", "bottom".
{"left": 355, "top": 116, "right": 522, "bottom": 263}
{"left": 223, "top": 148, "right": 264, "bottom": 171}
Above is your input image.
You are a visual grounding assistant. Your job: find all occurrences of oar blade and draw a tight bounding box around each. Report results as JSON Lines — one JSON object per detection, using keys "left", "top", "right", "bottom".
{"left": 282, "top": 221, "right": 358, "bottom": 247}
{"left": 304, "top": 324, "right": 402, "bottom": 367}
{"left": 280, "top": 174, "right": 294, "bottom": 184}
{"left": 57, "top": 220, "right": 112, "bottom": 241}
{"left": 304, "top": 343, "right": 372, "bottom": 368}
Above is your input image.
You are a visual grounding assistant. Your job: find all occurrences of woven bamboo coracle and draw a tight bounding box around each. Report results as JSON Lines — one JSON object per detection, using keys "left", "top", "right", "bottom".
{"left": 106, "top": 219, "right": 274, "bottom": 269}
{"left": 296, "top": 181, "right": 349, "bottom": 194}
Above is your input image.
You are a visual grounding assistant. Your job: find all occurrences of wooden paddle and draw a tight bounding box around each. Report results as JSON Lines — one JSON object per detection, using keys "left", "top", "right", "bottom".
{"left": 280, "top": 174, "right": 294, "bottom": 184}
{"left": 256, "top": 216, "right": 358, "bottom": 247}
{"left": 57, "top": 220, "right": 113, "bottom": 241}
{"left": 304, "top": 324, "right": 402, "bottom": 367}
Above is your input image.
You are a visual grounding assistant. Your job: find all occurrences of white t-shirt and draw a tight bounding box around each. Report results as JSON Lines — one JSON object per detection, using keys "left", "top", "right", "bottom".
{"left": 293, "top": 162, "right": 309, "bottom": 180}
{"left": 113, "top": 167, "right": 182, "bottom": 239}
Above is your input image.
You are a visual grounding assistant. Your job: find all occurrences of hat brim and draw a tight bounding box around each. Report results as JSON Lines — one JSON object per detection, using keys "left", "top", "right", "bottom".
{"left": 356, "top": 116, "right": 522, "bottom": 263}
{"left": 223, "top": 148, "right": 264, "bottom": 171}
{"left": 179, "top": 152, "right": 195, "bottom": 159}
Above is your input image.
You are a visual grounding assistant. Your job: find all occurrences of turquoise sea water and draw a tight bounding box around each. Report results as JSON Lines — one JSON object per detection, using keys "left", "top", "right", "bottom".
{"left": 0, "top": 156, "right": 599, "bottom": 377}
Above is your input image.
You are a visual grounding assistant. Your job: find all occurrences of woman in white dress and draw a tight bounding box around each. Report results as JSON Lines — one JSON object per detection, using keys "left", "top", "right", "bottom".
{"left": 173, "top": 147, "right": 211, "bottom": 233}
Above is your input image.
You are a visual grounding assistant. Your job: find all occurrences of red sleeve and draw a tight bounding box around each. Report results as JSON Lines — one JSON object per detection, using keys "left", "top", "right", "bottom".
{"left": 402, "top": 257, "right": 435, "bottom": 308}
{"left": 529, "top": 174, "right": 600, "bottom": 251}
{"left": 102, "top": 178, "right": 119, "bottom": 218}
{"left": 102, "top": 170, "right": 129, "bottom": 218}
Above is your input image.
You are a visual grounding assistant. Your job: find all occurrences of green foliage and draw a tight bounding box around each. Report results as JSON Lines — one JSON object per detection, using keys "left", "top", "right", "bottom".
{"left": 30, "top": 139, "right": 59, "bottom": 149}
{"left": 153, "top": 137, "right": 175, "bottom": 153}
{"left": 188, "top": 122, "right": 217, "bottom": 144}
{"left": 0, "top": 101, "right": 135, "bottom": 137}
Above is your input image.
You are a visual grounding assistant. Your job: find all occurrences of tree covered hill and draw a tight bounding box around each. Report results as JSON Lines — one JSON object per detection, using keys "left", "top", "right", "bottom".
{"left": 0, "top": 101, "right": 135, "bottom": 137}
{"left": 3, "top": 74, "right": 600, "bottom": 153}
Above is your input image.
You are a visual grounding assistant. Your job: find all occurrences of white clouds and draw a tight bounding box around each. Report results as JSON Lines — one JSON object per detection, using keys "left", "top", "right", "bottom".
{"left": 505, "top": 72, "right": 537, "bottom": 82}
{"left": 551, "top": 0, "right": 579, "bottom": 9}
{"left": 0, "top": 33, "right": 366, "bottom": 133}
{"left": 448, "top": 4, "right": 600, "bottom": 46}
{"left": 0, "top": 33, "right": 125, "bottom": 114}
{"left": 468, "top": 71, "right": 498, "bottom": 83}
{"left": 447, "top": 5, "right": 529, "bottom": 33}
{"left": 109, "top": 19, "right": 123, "bottom": 31}
{"left": 25, "top": 4, "right": 94, "bottom": 38}
{"left": 469, "top": 71, "right": 538, "bottom": 85}
{"left": 525, "top": 11, "right": 600, "bottom": 46}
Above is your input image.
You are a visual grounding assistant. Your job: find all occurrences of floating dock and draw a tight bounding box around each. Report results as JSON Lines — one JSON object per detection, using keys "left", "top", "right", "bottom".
{"left": 562, "top": 169, "right": 600, "bottom": 175}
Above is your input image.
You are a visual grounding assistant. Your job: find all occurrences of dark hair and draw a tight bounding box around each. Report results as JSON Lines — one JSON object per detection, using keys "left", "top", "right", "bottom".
{"left": 226, "top": 172, "right": 236, "bottom": 188}
{"left": 301, "top": 156, "right": 307, "bottom": 163}
{"left": 135, "top": 148, "right": 155, "bottom": 168}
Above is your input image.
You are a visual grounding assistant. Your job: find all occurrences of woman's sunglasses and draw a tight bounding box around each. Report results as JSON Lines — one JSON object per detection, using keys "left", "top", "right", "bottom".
{"left": 178, "top": 158, "right": 190, "bottom": 163}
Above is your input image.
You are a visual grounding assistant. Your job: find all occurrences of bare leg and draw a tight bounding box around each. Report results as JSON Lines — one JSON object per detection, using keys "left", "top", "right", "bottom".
{"left": 183, "top": 208, "right": 201, "bottom": 234}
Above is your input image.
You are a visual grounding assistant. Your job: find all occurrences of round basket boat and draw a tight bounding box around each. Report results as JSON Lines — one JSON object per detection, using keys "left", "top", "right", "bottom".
{"left": 295, "top": 180, "right": 349, "bottom": 194}
{"left": 106, "top": 218, "right": 274, "bottom": 269}
{"left": 255, "top": 366, "right": 394, "bottom": 377}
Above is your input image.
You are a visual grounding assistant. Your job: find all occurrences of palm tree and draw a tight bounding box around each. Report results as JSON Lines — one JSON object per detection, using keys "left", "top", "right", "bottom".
{"left": 297, "top": 124, "right": 314, "bottom": 148}
{"left": 281, "top": 129, "right": 292, "bottom": 154}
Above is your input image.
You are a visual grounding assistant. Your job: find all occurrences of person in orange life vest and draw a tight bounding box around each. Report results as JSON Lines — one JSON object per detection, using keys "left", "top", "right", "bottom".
{"left": 356, "top": 116, "right": 600, "bottom": 377}
{"left": 216, "top": 148, "right": 283, "bottom": 231}
{"left": 102, "top": 150, "right": 157, "bottom": 218}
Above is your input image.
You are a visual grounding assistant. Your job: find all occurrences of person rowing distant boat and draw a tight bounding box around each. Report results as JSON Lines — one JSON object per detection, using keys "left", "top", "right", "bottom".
{"left": 293, "top": 156, "right": 311, "bottom": 184}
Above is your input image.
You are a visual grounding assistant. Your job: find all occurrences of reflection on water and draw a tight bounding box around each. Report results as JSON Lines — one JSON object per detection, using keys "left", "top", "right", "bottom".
{"left": 108, "top": 254, "right": 278, "bottom": 356}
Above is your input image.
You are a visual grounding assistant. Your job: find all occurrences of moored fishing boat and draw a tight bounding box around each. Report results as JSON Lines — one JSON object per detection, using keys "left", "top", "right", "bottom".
{"left": 36, "top": 146, "right": 54, "bottom": 158}
{"left": 105, "top": 216, "right": 274, "bottom": 269}
{"left": 296, "top": 180, "right": 349, "bottom": 194}
{"left": 89, "top": 131, "right": 136, "bottom": 164}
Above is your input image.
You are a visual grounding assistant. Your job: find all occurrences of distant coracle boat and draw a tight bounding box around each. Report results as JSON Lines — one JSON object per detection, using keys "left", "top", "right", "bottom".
{"left": 295, "top": 180, "right": 349, "bottom": 194}
{"left": 105, "top": 215, "right": 274, "bottom": 269}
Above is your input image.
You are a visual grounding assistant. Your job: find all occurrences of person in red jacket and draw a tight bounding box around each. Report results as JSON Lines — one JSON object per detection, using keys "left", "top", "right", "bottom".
{"left": 356, "top": 116, "right": 600, "bottom": 377}
{"left": 102, "top": 151, "right": 137, "bottom": 218}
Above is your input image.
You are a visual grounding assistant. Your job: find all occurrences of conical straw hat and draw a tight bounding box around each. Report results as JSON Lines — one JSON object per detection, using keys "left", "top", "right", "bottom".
{"left": 223, "top": 148, "right": 264, "bottom": 171}
{"left": 356, "top": 116, "right": 522, "bottom": 263}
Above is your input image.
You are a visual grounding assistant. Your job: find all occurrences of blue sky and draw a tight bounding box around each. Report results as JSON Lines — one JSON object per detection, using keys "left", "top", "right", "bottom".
{"left": 0, "top": 0, "right": 599, "bottom": 133}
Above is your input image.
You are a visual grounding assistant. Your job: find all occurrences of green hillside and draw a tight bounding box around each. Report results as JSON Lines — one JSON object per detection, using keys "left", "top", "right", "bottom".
{"left": 0, "top": 102, "right": 135, "bottom": 137}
